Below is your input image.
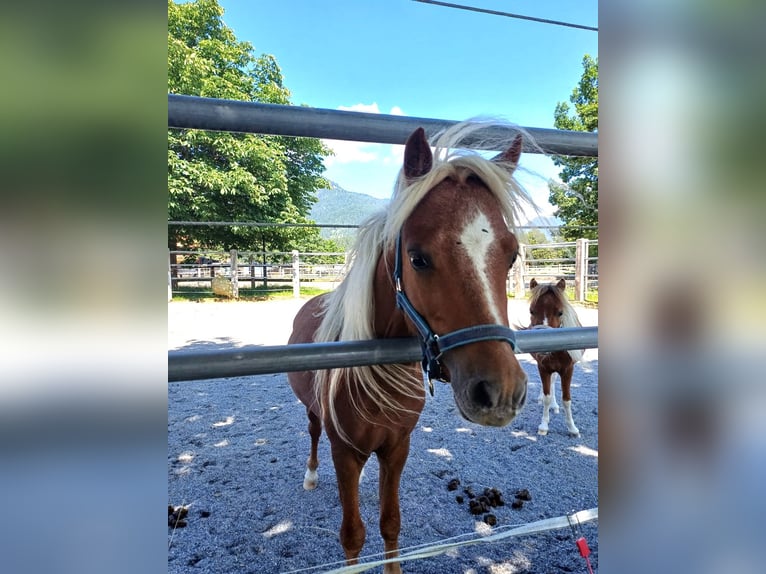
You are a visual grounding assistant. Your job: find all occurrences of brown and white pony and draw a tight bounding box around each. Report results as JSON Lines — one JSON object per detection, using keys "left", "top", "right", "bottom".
{"left": 526, "top": 278, "right": 584, "bottom": 437}
{"left": 287, "top": 121, "right": 534, "bottom": 572}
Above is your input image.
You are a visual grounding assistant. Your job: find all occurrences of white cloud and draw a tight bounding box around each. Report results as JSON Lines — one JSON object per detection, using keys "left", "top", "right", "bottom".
{"left": 337, "top": 102, "right": 405, "bottom": 116}
{"left": 324, "top": 103, "right": 407, "bottom": 166}
{"left": 323, "top": 139, "right": 378, "bottom": 166}
{"left": 338, "top": 102, "right": 381, "bottom": 114}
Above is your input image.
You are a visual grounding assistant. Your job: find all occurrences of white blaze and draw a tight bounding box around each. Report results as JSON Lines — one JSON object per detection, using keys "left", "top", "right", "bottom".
{"left": 459, "top": 212, "right": 503, "bottom": 324}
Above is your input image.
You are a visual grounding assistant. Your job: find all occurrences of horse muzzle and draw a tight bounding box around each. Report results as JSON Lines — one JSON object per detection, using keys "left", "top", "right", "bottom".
{"left": 453, "top": 372, "right": 528, "bottom": 427}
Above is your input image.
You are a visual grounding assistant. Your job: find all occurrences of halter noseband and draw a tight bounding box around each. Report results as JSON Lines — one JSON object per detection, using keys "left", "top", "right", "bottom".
{"left": 393, "top": 232, "right": 518, "bottom": 395}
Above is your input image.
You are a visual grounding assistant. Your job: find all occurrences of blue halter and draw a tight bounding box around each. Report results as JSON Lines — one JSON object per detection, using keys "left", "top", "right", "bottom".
{"left": 393, "top": 232, "right": 518, "bottom": 394}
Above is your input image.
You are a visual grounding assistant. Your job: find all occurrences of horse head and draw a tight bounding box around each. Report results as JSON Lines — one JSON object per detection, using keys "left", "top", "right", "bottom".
{"left": 393, "top": 127, "right": 528, "bottom": 427}
{"left": 529, "top": 278, "right": 568, "bottom": 329}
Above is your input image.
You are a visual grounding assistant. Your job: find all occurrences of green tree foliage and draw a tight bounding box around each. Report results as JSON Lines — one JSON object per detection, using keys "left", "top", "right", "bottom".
{"left": 548, "top": 54, "right": 598, "bottom": 241}
{"left": 167, "top": 0, "right": 339, "bottom": 253}
{"left": 518, "top": 229, "right": 573, "bottom": 264}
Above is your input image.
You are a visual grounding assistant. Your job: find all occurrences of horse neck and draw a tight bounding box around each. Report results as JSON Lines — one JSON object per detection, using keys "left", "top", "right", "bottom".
{"left": 372, "top": 250, "right": 411, "bottom": 338}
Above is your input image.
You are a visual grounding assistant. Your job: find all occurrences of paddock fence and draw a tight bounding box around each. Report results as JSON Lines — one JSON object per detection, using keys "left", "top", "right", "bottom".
{"left": 167, "top": 237, "right": 598, "bottom": 302}
{"left": 513, "top": 238, "right": 598, "bottom": 302}
{"left": 167, "top": 95, "right": 598, "bottom": 382}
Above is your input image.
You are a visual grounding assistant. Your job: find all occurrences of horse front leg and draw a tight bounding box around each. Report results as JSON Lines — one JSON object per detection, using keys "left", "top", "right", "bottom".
{"left": 536, "top": 373, "right": 559, "bottom": 412}
{"left": 376, "top": 436, "right": 412, "bottom": 574}
{"left": 538, "top": 369, "right": 553, "bottom": 436}
{"left": 331, "top": 443, "right": 369, "bottom": 564}
{"left": 303, "top": 409, "right": 322, "bottom": 490}
{"left": 560, "top": 364, "right": 580, "bottom": 437}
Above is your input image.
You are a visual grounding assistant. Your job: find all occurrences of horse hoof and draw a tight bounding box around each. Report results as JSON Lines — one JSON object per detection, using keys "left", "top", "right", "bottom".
{"left": 537, "top": 428, "right": 548, "bottom": 436}
{"left": 568, "top": 430, "right": 580, "bottom": 438}
{"left": 303, "top": 469, "right": 318, "bottom": 490}
{"left": 552, "top": 406, "right": 560, "bottom": 414}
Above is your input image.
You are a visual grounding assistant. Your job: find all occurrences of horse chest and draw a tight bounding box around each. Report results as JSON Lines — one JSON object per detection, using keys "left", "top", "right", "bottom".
{"left": 532, "top": 350, "right": 573, "bottom": 373}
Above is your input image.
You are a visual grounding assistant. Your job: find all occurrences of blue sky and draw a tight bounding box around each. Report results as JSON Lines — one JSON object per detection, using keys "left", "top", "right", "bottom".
{"left": 215, "top": 0, "right": 598, "bottom": 218}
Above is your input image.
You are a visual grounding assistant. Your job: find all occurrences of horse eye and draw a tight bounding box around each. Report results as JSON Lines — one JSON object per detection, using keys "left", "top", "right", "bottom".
{"left": 409, "top": 253, "right": 430, "bottom": 270}
{"left": 557, "top": 311, "right": 564, "bottom": 317}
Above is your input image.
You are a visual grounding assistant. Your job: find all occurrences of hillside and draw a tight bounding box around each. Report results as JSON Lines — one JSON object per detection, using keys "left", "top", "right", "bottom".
{"left": 310, "top": 182, "right": 388, "bottom": 248}
{"left": 523, "top": 215, "right": 563, "bottom": 239}
{"left": 309, "top": 183, "right": 564, "bottom": 248}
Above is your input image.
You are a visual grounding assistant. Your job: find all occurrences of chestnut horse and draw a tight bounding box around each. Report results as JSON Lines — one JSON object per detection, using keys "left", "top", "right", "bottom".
{"left": 287, "top": 122, "right": 533, "bottom": 572}
{"left": 526, "top": 278, "right": 584, "bottom": 437}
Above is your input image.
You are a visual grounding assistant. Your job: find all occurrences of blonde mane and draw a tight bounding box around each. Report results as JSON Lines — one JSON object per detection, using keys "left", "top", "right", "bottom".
{"left": 314, "top": 120, "right": 539, "bottom": 443}
{"left": 528, "top": 282, "right": 585, "bottom": 362}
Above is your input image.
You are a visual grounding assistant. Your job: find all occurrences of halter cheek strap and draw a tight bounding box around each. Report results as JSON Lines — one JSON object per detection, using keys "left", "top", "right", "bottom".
{"left": 393, "top": 232, "right": 518, "bottom": 395}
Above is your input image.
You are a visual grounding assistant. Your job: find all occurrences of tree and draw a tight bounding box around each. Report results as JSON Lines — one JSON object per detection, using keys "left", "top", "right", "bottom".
{"left": 548, "top": 54, "right": 598, "bottom": 241}
{"left": 167, "top": 0, "right": 337, "bottom": 254}
{"left": 518, "top": 229, "right": 573, "bottom": 265}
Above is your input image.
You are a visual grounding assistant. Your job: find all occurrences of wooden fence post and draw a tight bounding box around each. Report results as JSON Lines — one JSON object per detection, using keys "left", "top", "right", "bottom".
{"left": 168, "top": 249, "right": 172, "bottom": 301}
{"left": 514, "top": 244, "right": 526, "bottom": 298}
{"left": 230, "top": 249, "right": 239, "bottom": 300}
{"left": 574, "top": 239, "right": 587, "bottom": 301}
{"left": 292, "top": 250, "right": 300, "bottom": 298}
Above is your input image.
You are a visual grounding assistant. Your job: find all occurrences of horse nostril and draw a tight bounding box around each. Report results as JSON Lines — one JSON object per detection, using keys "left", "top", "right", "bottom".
{"left": 469, "top": 380, "right": 498, "bottom": 409}
{"left": 513, "top": 381, "right": 527, "bottom": 410}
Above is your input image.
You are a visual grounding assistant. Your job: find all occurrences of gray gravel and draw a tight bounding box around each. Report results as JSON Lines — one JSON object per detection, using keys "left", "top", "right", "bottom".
{"left": 168, "top": 300, "right": 598, "bottom": 573}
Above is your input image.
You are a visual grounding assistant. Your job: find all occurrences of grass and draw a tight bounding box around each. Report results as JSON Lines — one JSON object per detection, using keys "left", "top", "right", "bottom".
{"left": 173, "top": 286, "right": 599, "bottom": 305}
{"left": 510, "top": 288, "right": 598, "bottom": 307}
{"left": 170, "top": 285, "right": 329, "bottom": 302}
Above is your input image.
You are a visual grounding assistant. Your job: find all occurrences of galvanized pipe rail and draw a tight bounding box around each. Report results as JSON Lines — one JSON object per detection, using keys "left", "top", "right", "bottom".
{"left": 168, "top": 94, "right": 598, "bottom": 157}
{"left": 167, "top": 95, "right": 598, "bottom": 382}
{"left": 168, "top": 326, "right": 597, "bottom": 382}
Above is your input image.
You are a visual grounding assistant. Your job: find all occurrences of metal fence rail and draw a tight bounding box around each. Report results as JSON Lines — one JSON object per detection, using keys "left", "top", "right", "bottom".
{"left": 168, "top": 327, "right": 598, "bottom": 382}
{"left": 167, "top": 94, "right": 598, "bottom": 381}
{"left": 168, "top": 94, "right": 598, "bottom": 157}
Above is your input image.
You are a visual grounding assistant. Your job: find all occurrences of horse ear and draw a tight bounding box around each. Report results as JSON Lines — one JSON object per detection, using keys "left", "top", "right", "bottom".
{"left": 403, "top": 127, "right": 432, "bottom": 179}
{"left": 529, "top": 278, "right": 538, "bottom": 289}
{"left": 492, "top": 134, "right": 522, "bottom": 167}
{"left": 556, "top": 278, "right": 566, "bottom": 290}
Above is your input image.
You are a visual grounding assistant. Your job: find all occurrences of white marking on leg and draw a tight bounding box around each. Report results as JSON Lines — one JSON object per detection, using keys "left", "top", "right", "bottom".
{"left": 303, "top": 468, "right": 318, "bottom": 490}
{"left": 538, "top": 394, "right": 552, "bottom": 435}
{"left": 550, "top": 375, "right": 559, "bottom": 413}
{"left": 563, "top": 399, "right": 580, "bottom": 437}
{"left": 459, "top": 211, "right": 503, "bottom": 324}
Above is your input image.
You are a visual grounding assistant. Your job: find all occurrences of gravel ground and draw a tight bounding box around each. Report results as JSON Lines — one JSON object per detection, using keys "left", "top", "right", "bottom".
{"left": 168, "top": 300, "right": 598, "bottom": 573}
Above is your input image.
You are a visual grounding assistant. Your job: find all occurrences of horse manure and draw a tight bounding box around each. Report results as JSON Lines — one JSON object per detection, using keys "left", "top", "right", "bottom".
{"left": 169, "top": 504, "right": 189, "bottom": 528}
{"left": 447, "top": 478, "right": 460, "bottom": 491}
{"left": 483, "top": 487, "right": 505, "bottom": 507}
{"left": 515, "top": 489, "right": 532, "bottom": 501}
{"left": 453, "top": 482, "right": 516, "bottom": 518}
{"left": 199, "top": 510, "right": 211, "bottom": 518}
{"left": 511, "top": 499, "right": 524, "bottom": 509}
{"left": 469, "top": 499, "right": 485, "bottom": 515}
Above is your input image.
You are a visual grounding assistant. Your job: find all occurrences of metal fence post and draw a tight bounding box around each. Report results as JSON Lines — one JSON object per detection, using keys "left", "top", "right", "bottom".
{"left": 230, "top": 249, "right": 239, "bottom": 299}
{"left": 292, "top": 250, "right": 300, "bottom": 298}
{"left": 574, "top": 239, "right": 587, "bottom": 301}
{"left": 514, "top": 245, "right": 526, "bottom": 298}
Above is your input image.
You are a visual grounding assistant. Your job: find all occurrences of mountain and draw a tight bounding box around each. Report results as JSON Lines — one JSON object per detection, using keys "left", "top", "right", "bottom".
{"left": 310, "top": 182, "right": 388, "bottom": 248}
{"left": 522, "top": 215, "right": 563, "bottom": 239}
